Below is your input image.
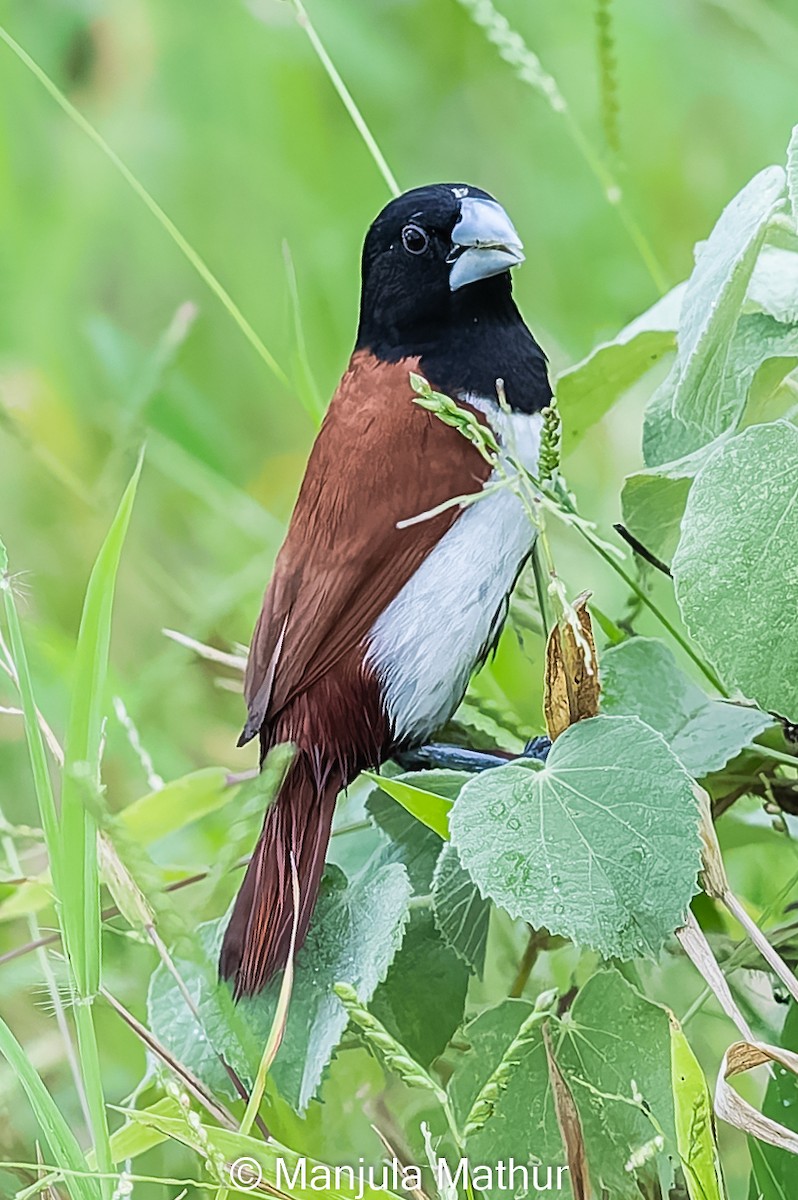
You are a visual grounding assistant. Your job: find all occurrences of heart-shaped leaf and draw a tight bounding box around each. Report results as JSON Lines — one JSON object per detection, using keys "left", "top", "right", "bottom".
{"left": 450, "top": 716, "right": 701, "bottom": 960}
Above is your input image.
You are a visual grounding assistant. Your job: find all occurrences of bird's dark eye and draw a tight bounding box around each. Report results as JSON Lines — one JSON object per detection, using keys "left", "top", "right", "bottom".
{"left": 401, "top": 223, "right": 429, "bottom": 255}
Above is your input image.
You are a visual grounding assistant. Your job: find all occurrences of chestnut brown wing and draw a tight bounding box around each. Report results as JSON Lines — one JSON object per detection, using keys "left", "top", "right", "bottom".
{"left": 240, "top": 351, "right": 491, "bottom": 742}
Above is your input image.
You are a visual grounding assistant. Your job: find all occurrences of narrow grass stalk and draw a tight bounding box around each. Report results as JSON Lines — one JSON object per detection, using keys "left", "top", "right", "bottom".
{"left": 2, "top": 542, "right": 108, "bottom": 1193}
{"left": 11, "top": 1167, "right": 210, "bottom": 1196}
{"left": 240, "top": 855, "right": 300, "bottom": 1138}
{"left": 0, "top": 1013, "right": 99, "bottom": 1200}
{"left": 43, "top": 455, "right": 142, "bottom": 1197}
{"left": 215, "top": 859, "right": 301, "bottom": 1199}
{"left": 677, "top": 911, "right": 756, "bottom": 1045}
{"left": 0, "top": 550, "right": 61, "bottom": 887}
{"left": 751, "top": 745, "right": 798, "bottom": 770}
{"left": 72, "top": 1004, "right": 112, "bottom": 1200}
{"left": 100, "top": 988, "right": 237, "bottom": 1130}
{"left": 287, "top": 0, "right": 400, "bottom": 198}
{"left": 455, "top": 0, "right": 667, "bottom": 292}
{"left": 682, "top": 862, "right": 798, "bottom": 1027}
{"left": 0, "top": 24, "right": 289, "bottom": 389}
{"left": 282, "top": 241, "right": 326, "bottom": 424}
{"left": 1, "top": 829, "right": 92, "bottom": 1135}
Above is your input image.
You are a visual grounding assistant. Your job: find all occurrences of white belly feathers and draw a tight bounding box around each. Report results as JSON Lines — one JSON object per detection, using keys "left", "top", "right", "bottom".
{"left": 366, "top": 401, "right": 542, "bottom": 744}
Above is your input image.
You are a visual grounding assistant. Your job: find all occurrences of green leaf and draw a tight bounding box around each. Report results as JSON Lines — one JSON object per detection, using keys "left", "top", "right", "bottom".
{"left": 672, "top": 421, "right": 798, "bottom": 718}
{"left": 61, "top": 453, "right": 144, "bottom": 997}
{"left": 366, "top": 769, "right": 463, "bottom": 839}
{"left": 670, "top": 166, "right": 786, "bottom": 438}
{"left": 670, "top": 1015, "right": 726, "bottom": 1200}
{"left": 448, "top": 1000, "right": 566, "bottom": 1198}
{"left": 628, "top": 313, "right": 798, "bottom": 559}
{"left": 643, "top": 366, "right": 709, "bottom": 468}
{"left": 787, "top": 124, "right": 798, "bottom": 224}
{"left": 747, "top": 247, "right": 798, "bottom": 324}
{"left": 450, "top": 716, "right": 702, "bottom": 960}
{"left": 556, "top": 284, "right": 683, "bottom": 454}
{"left": 370, "top": 909, "right": 470, "bottom": 1067}
{"left": 432, "top": 842, "right": 491, "bottom": 976}
{"left": 124, "top": 1107, "right": 403, "bottom": 1200}
{"left": 621, "top": 441, "right": 716, "bottom": 563}
{"left": 749, "top": 1140, "right": 790, "bottom": 1200}
{"left": 749, "top": 1001, "right": 798, "bottom": 1199}
{"left": 365, "top": 768, "right": 474, "bottom": 1074}
{"left": 555, "top": 970, "right": 677, "bottom": 1199}
{"left": 105, "top": 1098, "right": 179, "bottom": 1165}
{"left": 449, "top": 973, "right": 678, "bottom": 1200}
{"left": 448, "top": 998, "right": 536, "bottom": 1125}
{"left": 0, "top": 1012, "right": 99, "bottom": 1200}
{"left": 367, "top": 784, "right": 445, "bottom": 892}
{"left": 601, "top": 637, "right": 772, "bottom": 776}
{"left": 148, "top": 861, "right": 412, "bottom": 1111}
{"left": 716, "top": 312, "right": 798, "bottom": 427}
{"left": 121, "top": 767, "right": 235, "bottom": 843}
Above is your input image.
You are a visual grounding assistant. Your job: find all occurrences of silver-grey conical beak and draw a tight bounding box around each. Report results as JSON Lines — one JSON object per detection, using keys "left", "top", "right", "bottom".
{"left": 448, "top": 196, "right": 525, "bottom": 292}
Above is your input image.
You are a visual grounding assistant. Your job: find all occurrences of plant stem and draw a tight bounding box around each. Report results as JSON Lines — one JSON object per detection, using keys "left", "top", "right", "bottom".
{"left": 574, "top": 521, "right": 727, "bottom": 695}
{"left": 753, "top": 745, "right": 798, "bottom": 770}
{"left": 510, "top": 927, "right": 543, "bottom": 998}
{"left": 0, "top": 23, "right": 289, "bottom": 391}
{"left": 73, "top": 1001, "right": 112, "bottom": 1200}
{"left": 1, "top": 832, "right": 92, "bottom": 1135}
{"left": 455, "top": 0, "right": 666, "bottom": 292}
{"left": 288, "top": 0, "right": 400, "bottom": 198}
{"left": 515, "top": 460, "right": 727, "bottom": 696}
{"left": 442, "top": 1099, "right": 476, "bottom": 1200}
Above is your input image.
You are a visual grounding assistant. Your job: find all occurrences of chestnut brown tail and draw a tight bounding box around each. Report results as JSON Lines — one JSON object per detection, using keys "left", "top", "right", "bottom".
{"left": 219, "top": 754, "right": 341, "bottom": 999}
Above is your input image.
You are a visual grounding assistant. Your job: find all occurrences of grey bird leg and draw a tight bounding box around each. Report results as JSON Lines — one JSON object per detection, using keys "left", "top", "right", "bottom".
{"left": 394, "top": 735, "right": 551, "bottom": 774}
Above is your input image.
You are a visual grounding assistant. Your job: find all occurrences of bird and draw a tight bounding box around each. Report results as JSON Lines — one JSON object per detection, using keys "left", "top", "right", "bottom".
{"left": 220, "top": 183, "right": 552, "bottom": 998}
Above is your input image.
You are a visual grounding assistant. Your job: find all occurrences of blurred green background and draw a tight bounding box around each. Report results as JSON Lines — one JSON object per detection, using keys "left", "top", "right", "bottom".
{"left": 2, "top": 0, "right": 798, "bottom": 1195}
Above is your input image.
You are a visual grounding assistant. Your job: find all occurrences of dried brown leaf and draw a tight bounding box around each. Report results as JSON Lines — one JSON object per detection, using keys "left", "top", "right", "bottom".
{"left": 697, "top": 785, "right": 798, "bottom": 1004}
{"left": 715, "top": 1039, "right": 798, "bottom": 1154}
{"left": 543, "top": 1022, "right": 591, "bottom": 1199}
{"left": 676, "top": 910, "right": 755, "bottom": 1043}
{"left": 544, "top": 592, "right": 599, "bottom": 740}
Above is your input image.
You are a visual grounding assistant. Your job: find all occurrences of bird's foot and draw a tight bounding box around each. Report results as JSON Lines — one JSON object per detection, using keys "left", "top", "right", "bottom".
{"left": 521, "top": 735, "right": 552, "bottom": 763}
{"left": 395, "top": 735, "right": 551, "bottom": 774}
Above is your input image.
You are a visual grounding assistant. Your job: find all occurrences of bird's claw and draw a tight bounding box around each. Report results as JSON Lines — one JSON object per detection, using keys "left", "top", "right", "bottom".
{"left": 395, "top": 734, "right": 551, "bottom": 774}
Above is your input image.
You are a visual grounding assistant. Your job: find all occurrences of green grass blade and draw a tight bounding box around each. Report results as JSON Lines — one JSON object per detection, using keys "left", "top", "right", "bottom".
{"left": 0, "top": 24, "right": 289, "bottom": 389}
{"left": 58, "top": 452, "right": 144, "bottom": 1199}
{"left": 282, "top": 240, "right": 326, "bottom": 424}
{"left": 0, "top": 1012, "right": 100, "bottom": 1200}
{"left": 122, "top": 767, "right": 236, "bottom": 844}
{"left": 240, "top": 855, "right": 300, "bottom": 1137}
{"left": 61, "top": 452, "right": 144, "bottom": 995}
{"left": 124, "top": 1109, "right": 404, "bottom": 1200}
{"left": 286, "top": 0, "right": 400, "bottom": 198}
{"left": 0, "top": 539, "right": 61, "bottom": 891}
{"left": 454, "top": 0, "right": 667, "bottom": 292}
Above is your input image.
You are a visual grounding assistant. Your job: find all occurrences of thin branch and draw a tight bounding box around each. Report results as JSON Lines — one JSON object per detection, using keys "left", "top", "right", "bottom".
{"left": 100, "top": 987, "right": 237, "bottom": 1130}
{"left": 612, "top": 523, "right": 672, "bottom": 577}
{"left": 162, "top": 629, "right": 247, "bottom": 672}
